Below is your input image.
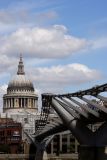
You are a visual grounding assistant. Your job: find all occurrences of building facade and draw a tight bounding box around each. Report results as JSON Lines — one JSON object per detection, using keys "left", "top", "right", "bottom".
{"left": 0, "top": 118, "right": 22, "bottom": 154}
{"left": 47, "top": 131, "right": 79, "bottom": 155}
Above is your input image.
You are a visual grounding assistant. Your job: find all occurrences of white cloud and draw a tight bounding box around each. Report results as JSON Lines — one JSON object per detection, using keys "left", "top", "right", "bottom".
{"left": 0, "top": 84, "right": 7, "bottom": 112}
{"left": 0, "top": 84, "right": 7, "bottom": 92}
{"left": 28, "top": 63, "right": 101, "bottom": 92}
{"left": 0, "top": 25, "right": 87, "bottom": 58}
{"left": 0, "top": 55, "right": 17, "bottom": 73}
{"left": 0, "top": 9, "right": 57, "bottom": 25}
{"left": 90, "top": 37, "right": 107, "bottom": 49}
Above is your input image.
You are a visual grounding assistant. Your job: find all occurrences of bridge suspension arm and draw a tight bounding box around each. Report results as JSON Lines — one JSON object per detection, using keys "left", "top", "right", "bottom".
{"left": 62, "top": 97, "right": 88, "bottom": 118}
{"left": 81, "top": 97, "right": 107, "bottom": 113}
{"left": 55, "top": 97, "right": 80, "bottom": 119}
{"left": 70, "top": 97, "right": 99, "bottom": 117}
{"left": 97, "top": 95, "right": 107, "bottom": 103}
{"left": 35, "top": 124, "right": 67, "bottom": 141}
{"left": 52, "top": 98, "right": 94, "bottom": 145}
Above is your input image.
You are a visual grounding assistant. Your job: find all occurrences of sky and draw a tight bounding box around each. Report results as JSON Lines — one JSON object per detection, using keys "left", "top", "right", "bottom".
{"left": 0, "top": 0, "right": 107, "bottom": 109}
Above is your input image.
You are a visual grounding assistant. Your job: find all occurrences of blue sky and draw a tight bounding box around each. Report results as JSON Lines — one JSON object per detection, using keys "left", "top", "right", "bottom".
{"left": 0, "top": 0, "right": 107, "bottom": 105}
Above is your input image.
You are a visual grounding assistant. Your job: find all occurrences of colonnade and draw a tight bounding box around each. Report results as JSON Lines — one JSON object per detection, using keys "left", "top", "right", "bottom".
{"left": 3, "top": 97, "right": 37, "bottom": 109}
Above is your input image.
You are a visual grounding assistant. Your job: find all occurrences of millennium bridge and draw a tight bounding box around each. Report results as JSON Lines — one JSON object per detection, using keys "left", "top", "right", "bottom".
{"left": 25, "top": 83, "right": 107, "bottom": 160}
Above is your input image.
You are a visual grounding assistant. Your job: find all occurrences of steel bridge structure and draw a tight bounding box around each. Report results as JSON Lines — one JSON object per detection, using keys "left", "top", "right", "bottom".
{"left": 26, "top": 83, "right": 107, "bottom": 160}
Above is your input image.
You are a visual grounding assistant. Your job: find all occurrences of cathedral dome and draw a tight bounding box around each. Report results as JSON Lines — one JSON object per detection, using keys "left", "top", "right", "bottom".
{"left": 7, "top": 55, "right": 34, "bottom": 93}
{"left": 8, "top": 75, "right": 34, "bottom": 91}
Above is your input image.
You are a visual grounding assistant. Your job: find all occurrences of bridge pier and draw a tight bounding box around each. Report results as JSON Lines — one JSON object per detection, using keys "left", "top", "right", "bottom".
{"left": 78, "top": 146, "right": 95, "bottom": 160}
{"left": 34, "top": 136, "right": 53, "bottom": 160}
{"left": 28, "top": 142, "right": 47, "bottom": 160}
{"left": 79, "top": 145, "right": 107, "bottom": 160}
{"left": 29, "top": 143, "right": 36, "bottom": 160}
{"left": 35, "top": 148, "right": 44, "bottom": 160}
{"left": 97, "top": 146, "right": 107, "bottom": 160}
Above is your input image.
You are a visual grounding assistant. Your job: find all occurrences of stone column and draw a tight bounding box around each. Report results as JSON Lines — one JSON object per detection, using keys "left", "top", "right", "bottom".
{"left": 7, "top": 98, "right": 9, "bottom": 108}
{"left": 21, "top": 98, "right": 22, "bottom": 108}
{"left": 33, "top": 99, "right": 35, "bottom": 108}
{"left": 3, "top": 99, "right": 5, "bottom": 108}
{"left": 59, "top": 134, "right": 62, "bottom": 153}
{"left": 31, "top": 98, "right": 32, "bottom": 108}
{"left": 9, "top": 98, "right": 11, "bottom": 108}
{"left": 67, "top": 134, "right": 70, "bottom": 153}
{"left": 13, "top": 98, "right": 14, "bottom": 108}
{"left": 26, "top": 98, "right": 28, "bottom": 108}
{"left": 34, "top": 99, "right": 35, "bottom": 108}
{"left": 15, "top": 98, "right": 18, "bottom": 108}
{"left": 24, "top": 98, "right": 25, "bottom": 108}
{"left": 35, "top": 99, "right": 38, "bottom": 109}
{"left": 7, "top": 99, "right": 8, "bottom": 108}
{"left": 11, "top": 98, "right": 12, "bottom": 108}
{"left": 28, "top": 98, "right": 29, "bottom": 107}
{"left": 75, "top": 139, "right": 78, "bottom": 153}
{"left": 9, "top": 99, "right": 10, "bottom": 108}
{"left": 51, "top": 139, "right": 54, "bottom": 155}
{"left": 32, "top": 98, "right": 34, "bottom": 108}
{"left": 32, "top": 99, "right": 34, "bottom": 108}
{"left": 29, "top": 98, "right": 31, "bottom": 108}
{"left": 5, "top": 99, "right": 7, "bottom": 108}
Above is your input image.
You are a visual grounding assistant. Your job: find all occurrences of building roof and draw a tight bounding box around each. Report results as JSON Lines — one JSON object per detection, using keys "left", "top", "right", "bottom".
{"left": 7, "top": 55, "right": 34, "bottom": 91}
{"left": 8, "top": 75, "right": 34, "bottom": 89}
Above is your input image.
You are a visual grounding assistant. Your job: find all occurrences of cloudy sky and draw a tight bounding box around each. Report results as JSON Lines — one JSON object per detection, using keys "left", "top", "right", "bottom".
{"left": 0, "top": 0, "right": 107, "bottom": 109}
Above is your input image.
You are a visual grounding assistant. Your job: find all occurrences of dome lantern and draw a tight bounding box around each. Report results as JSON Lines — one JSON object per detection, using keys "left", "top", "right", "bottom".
{"left": 17, "top": 54, "right": 25, "bottom": 75}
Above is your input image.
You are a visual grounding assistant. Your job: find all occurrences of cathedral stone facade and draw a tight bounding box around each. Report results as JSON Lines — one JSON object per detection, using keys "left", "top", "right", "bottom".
{"left": 3, "top": 55, "right": 38, "bottom": 113}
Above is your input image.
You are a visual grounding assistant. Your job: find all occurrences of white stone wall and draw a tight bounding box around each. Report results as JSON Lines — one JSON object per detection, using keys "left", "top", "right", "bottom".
{"left": 0, "top": 111, "right": 40, "bottom": 140}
